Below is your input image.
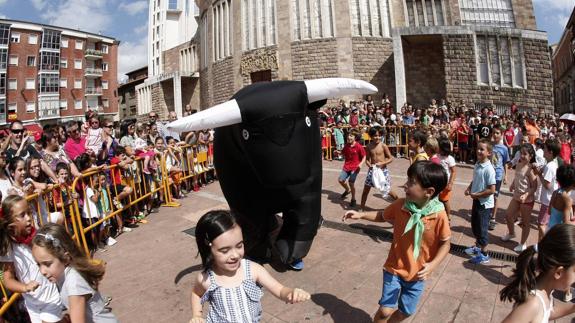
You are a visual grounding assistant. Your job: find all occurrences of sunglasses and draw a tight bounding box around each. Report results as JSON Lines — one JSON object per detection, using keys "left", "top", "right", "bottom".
{"left": 150, "top": 115, "right": 157, "bottom": 118}
{"left": 68, "top": 128, "right": 78, "bottom": 134}
{"left": 103, "top": 125, "right": 112, "bottom": 128}
{"left": 91, "top": 121, "right": 99, "bottom": 125}
{"left": 11, "top": 129, "right": 24, "bottom": 134}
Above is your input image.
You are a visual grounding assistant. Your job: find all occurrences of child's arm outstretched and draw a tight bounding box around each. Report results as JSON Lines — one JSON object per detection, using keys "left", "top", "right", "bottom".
{"left": 251, "top": 262, "right": 310, "bottom": 304}
{"left": 342, "top": 210, "right": 385, "bottom": 223}
{"left": 1, "top": 262, "right": 39, "bottom": 294}
{"left": 189, "top": 273, "right": 208, "bottom": 323}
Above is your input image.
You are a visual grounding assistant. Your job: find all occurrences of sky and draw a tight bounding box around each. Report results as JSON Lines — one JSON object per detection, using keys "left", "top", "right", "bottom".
{"left": 0, "top": 0, "right": 573, "bottom": 82}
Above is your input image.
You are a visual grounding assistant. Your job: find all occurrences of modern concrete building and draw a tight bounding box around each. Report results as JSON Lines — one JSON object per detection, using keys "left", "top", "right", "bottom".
{"left": 118, "top": 66, "right": 148, "bottom": 120}
{"left": 552, "top": 8, "right": 575, "bottom": 114}
{"left": 0, "top": 19, "right": 119, "bottom": 126}
{"left": 136, "top": 0, "right": 200, "bottom": 120}
{"left": 194, "top": 0, "right": 553, "bottom": 114}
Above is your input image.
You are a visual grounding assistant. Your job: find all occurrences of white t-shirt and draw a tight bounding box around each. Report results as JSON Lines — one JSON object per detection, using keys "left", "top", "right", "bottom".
{"left": 85, "top": 128, "right": 103, "bottom": 154}
{"left": 0, "top": 177, "right": 12, "bottom": 201}
{"left": 0, "top": 243, "right": 61, "bottom": 308}
{"left": 537, "top": 159, "right": 559, "bottom": 206}
{"left": 83, "top": 187, "right": 100, "bottom": 219}
{"left": 438, "top": 155, "right": 456, "bottom": 181}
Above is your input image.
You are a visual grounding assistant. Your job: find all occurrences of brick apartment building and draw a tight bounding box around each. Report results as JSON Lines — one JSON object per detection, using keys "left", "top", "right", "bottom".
{"left": 118, "top": 66, "right": 148, "bottom": 120}
{"left": 552, "top": 8, "right": 575, "bottom": 114}
{"left": 193, "top": 0, "right": 553, "bottom": 114}
{"left": 0, "top": 19, "right": 119, "bottom": 128}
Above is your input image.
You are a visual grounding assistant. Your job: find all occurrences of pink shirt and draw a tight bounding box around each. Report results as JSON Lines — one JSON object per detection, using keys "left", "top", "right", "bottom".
{"left": 64, "top": 137, "right": 87, "bottom": 161}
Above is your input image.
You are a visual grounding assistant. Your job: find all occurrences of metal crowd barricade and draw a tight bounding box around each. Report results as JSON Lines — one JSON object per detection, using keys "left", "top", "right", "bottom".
{"left": 321, "top": 125, "right": 410, "bottom": 158}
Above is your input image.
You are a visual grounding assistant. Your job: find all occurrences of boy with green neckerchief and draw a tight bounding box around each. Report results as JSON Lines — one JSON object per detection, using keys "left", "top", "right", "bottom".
{"left": 343, "top": 161, "right": 451, "bottom": 322}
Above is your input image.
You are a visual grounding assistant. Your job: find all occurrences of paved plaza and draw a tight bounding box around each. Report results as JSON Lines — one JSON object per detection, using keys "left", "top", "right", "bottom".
{"left": 97, "top": 158, "right": 575, "bottom": 322}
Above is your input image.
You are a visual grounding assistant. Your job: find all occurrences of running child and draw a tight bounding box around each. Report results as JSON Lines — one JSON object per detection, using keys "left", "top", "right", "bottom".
{"left": 489, "top": 128, "right": 510, "bottom": 230}
{"left": 338, "top": 130, "right": 366, "bottom": 208}
{"left": 502, "top": 143, "right": 538, "bottom": 253}
{"left": 360, "top": 127, "right": 398, "bottom": 211}
{"left": 32, "top": 223, "right": 118, "bottom": 322}
{"left": 500, "top": 224, "right": 575, "bottom": 322}
{"left": 343, "top": 161, "right": 451, "bottom": 322}
{"left": 0, "top": 195, "right": 63, "bottom": 323}
{"left": 408, "top": 130, "right": 428, "bottom": 164}
{"left": 437, "top": 137, "right": 456, "bottom": 220}
{"left": 464, "top": 139, "right": 496, "bottom": 264}
{"left": 533, "top": 139, "right": 560, "bottom": 240}
{"left": 190, "top": 210, "right": 310, "bottom": 322}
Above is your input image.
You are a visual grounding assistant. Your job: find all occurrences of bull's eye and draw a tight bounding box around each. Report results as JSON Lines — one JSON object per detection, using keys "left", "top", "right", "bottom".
{"left": 305, "top": 116, "right": 311, "bottom": 127}
{"left": 242, "top": 129, "right": 250, "bottom": 140}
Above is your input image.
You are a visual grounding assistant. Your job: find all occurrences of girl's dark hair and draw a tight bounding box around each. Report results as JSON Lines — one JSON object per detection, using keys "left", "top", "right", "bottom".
{"left": 33, "top": 223, "right": 105, "bottom": 289}
{"left": 74, "top": 153, "right": 92, "bottom": 172}
{"left": 534, "top": 138, "right": 544, "bottom": 149}
{"left": 0, "top": 195, "right": 27, "bottom": 256}
{"left": 26, "top": 156, "right": 47, "bottom": 182}
{"left": 438, "top": 137, "right": 452, "bottom": 155}
{"left": 410, "top": 130, "right": 427, "bottom": 147}
{"left": 407, "top": 161, "right": 447, "bottom": 198}
{"left": 194, "top": 210, "right": 238, "bottom": 271}
{"left": 556, "top": 165, "right": 575, "bottom": 189}
{"left": 41, "top": 130, "right": 58, "bottom": 149}
{"left": 519, "top": 143, "right": 536, "bottom": 163}
{"left": 500, "top": 224, "right": 575, "bottom": 304}
{"left": 56, "top": 162, "right": 69, "bottom": 174}
{"left": 544, "top": 139, "right": 561, "bottom": 158}
{"left": 8, "top": 156, "right": 24, "bottom": 174}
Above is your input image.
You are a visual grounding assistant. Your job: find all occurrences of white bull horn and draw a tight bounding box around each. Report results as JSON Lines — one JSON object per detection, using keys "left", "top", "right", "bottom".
{"left": 166, "top": 99, "right": 242, "bottom": 132}
{"left": 305, "top": 78, "right": 378, "bottom": 103}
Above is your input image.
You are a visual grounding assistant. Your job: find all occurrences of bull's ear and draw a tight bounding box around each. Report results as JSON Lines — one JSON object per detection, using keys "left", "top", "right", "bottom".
{"left": 308, "top": 99, "right": 327, "bottom": 111}
{"left": 305, "top": 78, "right": 377, "bottom": 103}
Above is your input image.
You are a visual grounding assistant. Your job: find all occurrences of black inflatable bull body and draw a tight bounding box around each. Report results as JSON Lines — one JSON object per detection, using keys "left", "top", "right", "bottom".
{"left": 167, "top": 78, "right": 377, "bottom": 265}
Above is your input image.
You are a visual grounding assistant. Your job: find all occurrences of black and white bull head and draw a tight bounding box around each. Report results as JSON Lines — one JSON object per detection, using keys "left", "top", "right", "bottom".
{"left": 167, "top": 78, "right": 377, "bottom": 265}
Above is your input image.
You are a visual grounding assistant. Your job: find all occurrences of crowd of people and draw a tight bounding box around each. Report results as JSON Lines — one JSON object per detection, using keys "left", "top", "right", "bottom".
{"left": 0, "top": 108, "right": 217, "bottom": 322}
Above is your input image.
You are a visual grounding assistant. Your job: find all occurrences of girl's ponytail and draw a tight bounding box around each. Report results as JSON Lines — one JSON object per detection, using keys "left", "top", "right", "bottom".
{"left": 0, "top": 217, "right": 12, "bottom": 256}
{"left": 499, "top": 246, "right": 538, "bottom": 304}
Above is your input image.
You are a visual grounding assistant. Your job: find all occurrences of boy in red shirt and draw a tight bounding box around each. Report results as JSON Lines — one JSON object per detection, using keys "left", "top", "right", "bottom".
{"left": 560, "top": 133, "right": 572, "bottom": 165}
{"left": 109, "top": 146, "right": 134, "bottom": 211}
{"left": 338, "top": 130, "right": 366, "bottom": 207}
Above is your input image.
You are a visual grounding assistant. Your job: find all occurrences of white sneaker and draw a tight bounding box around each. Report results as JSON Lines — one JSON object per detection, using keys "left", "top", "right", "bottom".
{"left": 122, "top": 227, "right": 132, "bottom": 233}
{"left": 513, "top": 244, "right": 526, "bottom": 253}
{"left": 106, "top": 237, "right": 118, "bottom": 246}
{"left": 501, "top": 233, "right": 516, "bottom": 242}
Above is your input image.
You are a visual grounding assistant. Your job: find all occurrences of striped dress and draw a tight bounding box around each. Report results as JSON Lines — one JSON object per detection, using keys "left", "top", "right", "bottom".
{"left": 201, "top": 259, "right": 263, "bottom": 323}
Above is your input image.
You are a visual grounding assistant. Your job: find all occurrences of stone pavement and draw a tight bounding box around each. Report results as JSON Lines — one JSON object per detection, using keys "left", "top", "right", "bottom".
{"left": 97, "top": 158, "right": 575, "bottom": 322}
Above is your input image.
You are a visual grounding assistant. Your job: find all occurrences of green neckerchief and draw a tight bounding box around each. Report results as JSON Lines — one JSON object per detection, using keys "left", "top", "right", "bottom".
{"left": 403, "top": 197, "right": 445, "bottom": 260}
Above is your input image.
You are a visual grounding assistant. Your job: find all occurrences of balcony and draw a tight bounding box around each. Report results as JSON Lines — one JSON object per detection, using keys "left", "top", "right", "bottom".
{"left": 85, "top": 87, "right": 103, "bottom": 96}
{"left": 85, "top": 68, "right": 103, "bottom": 78}
{"left": 38, "top": 107, "right": 60, "bottom": 120}
{"left": 85, "top": 49, "right": 104, "bottom": 60}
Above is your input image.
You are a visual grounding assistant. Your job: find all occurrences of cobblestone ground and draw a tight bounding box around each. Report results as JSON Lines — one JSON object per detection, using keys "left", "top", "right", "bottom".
{"left": 97, "top": 158, "right": 575, "bottom": 322}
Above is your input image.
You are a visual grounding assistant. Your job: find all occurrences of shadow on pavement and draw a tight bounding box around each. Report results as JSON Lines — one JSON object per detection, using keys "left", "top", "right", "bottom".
{"left": 174, "top": 264, "right": 203, "bottom": 284}
{"left": 311, "top": 293, "right": 372, "bottom": 323}
{"left": 462, "top": 261, "right": 511, "bottom": 286}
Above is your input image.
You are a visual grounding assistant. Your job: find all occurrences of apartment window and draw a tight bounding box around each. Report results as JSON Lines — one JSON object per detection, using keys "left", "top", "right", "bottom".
{"left": 102, "top": 80, "right": 108, "bottom": 89}
{"left": 74, "top": 79, "right": 82, "bottom": 89}
{"left": 8, "top": 79, "right": 16, "bottom": 90}
{"left": 0, "top": 24, "right": 9, "bottom": 46}
{"left": 102, "top": 62, "right": 108, "bottom": 71}
{"left": 10, "top": 33, "right": 20, "bottom": 43}
{"left": 59, "top": 99, "right": 67, "bottom": 110}
{"left": 102, "top": 44, "right": 108, "bottom": 54}
{"left": 350, "top": 0, "right": 391, "bottom": 37}
{"left": 476, "top": 34, "right": 525, "bottom": 88}
{"left": 242, "top": 0, "right": 277, "bottom": 50}
{"left": 404, "top": 0, "right": 445, "bottom": 26}
{"left": 460, "top": 0, "right": 514, "bottom": 27}
{"left": 25, "top": 79, "right": 35, "bottom": 90}
{"left": 292, "top": 0, "right": 335, "bottom": 40}
{"left": 26, "top": 102, "right": 35, "bottom": 113}
{"left": 60, "top": 78, "right": 67, "bottom": 88}
{"left": 0, "top": 49, "right": 6, "bottom": 69}
{"left": 8, "top": 55, "right": 18, "bottom": 66}
{"left": 0, "top": 73, "right": 5, "bottom": 95}
{"left": 74, "top": 59, "right": 82, "bottom": 69}
{"left": 169, "top": 0, "right": 178, "bottom": 10}
{"left": 61, "top": 38, "right": 68, "bottom": 48}
{"left": 27, "top": 56, "right": 36, "bottom": 67}
{"left": 75, "top": 40, "right": 83, "bottom": 50}
{"left": 103, "top": 98, "right": 109, "bottom": 108}
{"left": 8, "top": 104, "right": 16, "bottom": 114}
{"left": 60, "top": 59, "right": 67, "bottom": 69}
{"left": 28, "top": 34, "right": 38, "bottom": 45}
{"left": 212, "top": 0, "right": 232, "bottom": 61}
{"left": 201, "top": 13, "right": 208, "bottom": 68}
{"left": 41, "top": 29, "right": 61, "bottom": 50}
{"left": 39, "top": 74, "right": 59, "bottom": 93}
{"left": 40, "top": 52, "right": 60, "bottom": 71}
{"left": 74, "top": 100, "right": 82, "bottom": 109}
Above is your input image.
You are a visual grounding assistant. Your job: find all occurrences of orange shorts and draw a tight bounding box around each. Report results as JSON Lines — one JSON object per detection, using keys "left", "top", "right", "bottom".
{"left": 439, "top": 188, "right": 451, "bottom": 202}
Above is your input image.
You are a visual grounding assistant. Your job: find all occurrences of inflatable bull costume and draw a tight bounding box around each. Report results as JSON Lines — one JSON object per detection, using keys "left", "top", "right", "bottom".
{"left": 167, "top": 78, "right": 377, "bottom": 269}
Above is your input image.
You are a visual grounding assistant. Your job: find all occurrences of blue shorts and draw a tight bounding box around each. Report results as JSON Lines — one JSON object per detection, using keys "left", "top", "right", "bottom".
{"left": 379, "top": 271, "right": 425, "bottom": 316}
{"left": 338, "top": 169, "right": 359, "bottom": 183}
